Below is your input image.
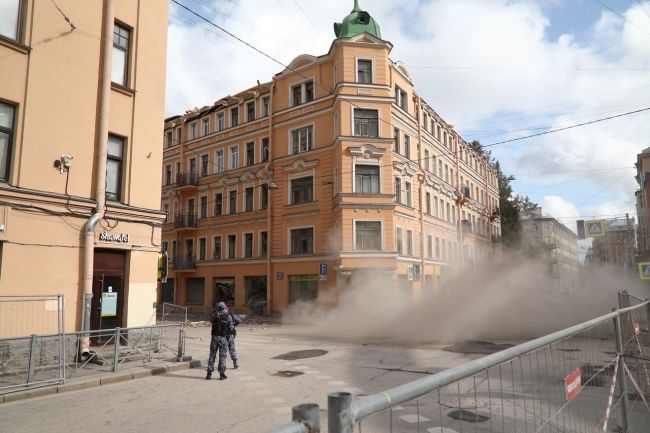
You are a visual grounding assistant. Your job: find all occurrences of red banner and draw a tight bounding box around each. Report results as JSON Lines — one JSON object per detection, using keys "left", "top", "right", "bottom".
{"left": 565, "top": 368, "right": 582, "bottom": 401}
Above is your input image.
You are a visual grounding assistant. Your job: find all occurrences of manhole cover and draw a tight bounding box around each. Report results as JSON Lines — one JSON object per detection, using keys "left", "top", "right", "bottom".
{"left": 272, "top": 370, "right": 304, "bottom": 378}
{"left": 443, "top": 341, "right": 514, "bottom": 355}
{"left": 440, "top": 398, "right": 487, "bottom": 409}
{"left": 447, "top": 409, "right": 490, "bottom": 423}
{"left": 272, "top": 349, "right": 328, "bottom": 360}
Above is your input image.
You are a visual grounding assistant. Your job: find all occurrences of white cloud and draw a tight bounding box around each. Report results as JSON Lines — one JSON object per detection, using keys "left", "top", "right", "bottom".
{"left": 542, "top": 195, "right": 580, "bottom": 233}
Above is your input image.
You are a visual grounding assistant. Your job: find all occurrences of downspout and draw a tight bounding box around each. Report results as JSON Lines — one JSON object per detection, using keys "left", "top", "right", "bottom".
{"left": 266, "top": 80, "right": 275, "bottom": 315}
{"left": 81, "top": 0, "right": 113, "bottom": 355}
{"left": 414, "top": 96, "right": 425, "bottom": 296}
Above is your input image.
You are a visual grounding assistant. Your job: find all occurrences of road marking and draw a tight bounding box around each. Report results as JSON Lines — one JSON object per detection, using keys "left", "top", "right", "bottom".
{"left": 254, "top": 389, "right": 274, "bottom": 396}
{"left": 400, "top": 414, "right": 430, "bottom": 423}
{"left": 327, "top": 381, "right": 348, "bottom": 386}
{"left": 263, "top": 397, "right": 286, "bottom": 404}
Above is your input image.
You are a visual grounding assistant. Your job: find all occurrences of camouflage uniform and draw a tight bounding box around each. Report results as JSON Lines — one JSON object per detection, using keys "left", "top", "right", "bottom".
{"left": 206, "top": 303, "right": 233, "bottom": 380}
{"left": 227, "top": 313, "right": 241, "bottom": 368}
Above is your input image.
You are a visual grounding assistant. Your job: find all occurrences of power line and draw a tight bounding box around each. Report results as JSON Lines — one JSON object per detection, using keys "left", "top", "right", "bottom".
{"left": 593, "top": 0, "right": 650, "bottom": 37}
{"left": 409, "top": 65, "right": 650, "bottom": 72}
{"left": 636, "top": 0, "right": 650, "bottom": 21}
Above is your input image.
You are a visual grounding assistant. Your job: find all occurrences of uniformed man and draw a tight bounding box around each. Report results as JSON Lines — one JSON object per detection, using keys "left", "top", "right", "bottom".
{"left": 227, "top": 308, "right": 241, "bottom": 369}
{"left": 206, "top": 301, "right": 233, "bottom": 380}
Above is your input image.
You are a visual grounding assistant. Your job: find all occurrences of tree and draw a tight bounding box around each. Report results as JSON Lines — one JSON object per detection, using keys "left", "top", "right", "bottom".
{"left": 468, "top": 141, "right": 536, "bottom": 248}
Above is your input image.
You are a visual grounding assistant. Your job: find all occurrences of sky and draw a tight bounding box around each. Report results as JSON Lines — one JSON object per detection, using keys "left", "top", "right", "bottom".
{"left": 165, "top": 0, "right": 650, "bottom": 234}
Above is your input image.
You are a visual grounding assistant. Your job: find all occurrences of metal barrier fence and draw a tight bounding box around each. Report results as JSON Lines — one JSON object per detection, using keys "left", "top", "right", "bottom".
{"left": 267, "top": 291, "right": 650, "bottom": 433}
{"left": 157, "top": 302, "right": 188, "bottom": 324}
{"left": 0, "top": 324, "right": 186, "bottom": 394}
{"left": 0, "top": 295, "right": 63, "bottom": 339}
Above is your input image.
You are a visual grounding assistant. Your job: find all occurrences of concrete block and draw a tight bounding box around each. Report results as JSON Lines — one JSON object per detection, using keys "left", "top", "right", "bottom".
{"left": 100, "top": 371, "right": 133, "bottom": 385}
{"left": 150, "top": 366, "right": 168, "bottom": 376}
{"left": 131, "top": 369, "right": 152, "bottom": 379}
{"left": 57, "top": 378, "right": 100, "bottom": 394}
{"left": 3, "top": 386, "right": 57, "bottom": 402}
{"left": 166, "top": 362, "right": 189, "bottom": 372}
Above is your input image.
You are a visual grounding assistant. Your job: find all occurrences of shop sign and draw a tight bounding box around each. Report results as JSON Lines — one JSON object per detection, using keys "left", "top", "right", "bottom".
{"left": 99, "top": 231, "right": 130, "bottom": 243}
{"left": 101, "top": 292, "right": 118, "bottom": 318}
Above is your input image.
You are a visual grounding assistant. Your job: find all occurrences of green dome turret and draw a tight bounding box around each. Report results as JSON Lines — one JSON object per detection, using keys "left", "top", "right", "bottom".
{"left": 334, "top": 0, "right": 381, "bottom": 39}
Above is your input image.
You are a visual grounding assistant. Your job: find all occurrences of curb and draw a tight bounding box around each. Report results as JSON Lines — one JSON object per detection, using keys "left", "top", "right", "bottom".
{"left": 0, "top": 359, "right": 202, "bottom": 405}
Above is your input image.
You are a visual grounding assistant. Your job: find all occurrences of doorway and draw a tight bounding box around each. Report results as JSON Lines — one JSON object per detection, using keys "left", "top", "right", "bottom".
{"left": 91, "top": 250, "right": 126, "bottom": 341}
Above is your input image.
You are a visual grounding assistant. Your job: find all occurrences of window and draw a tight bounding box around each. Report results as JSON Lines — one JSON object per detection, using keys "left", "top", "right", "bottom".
{"left": 262, "top": 96, "right": 270, "bottom": 117}
{"left": 393, "top": 128, "right": 400, "bottom": 153}
{"left": 290, "top": 227, "right": 314, "bottom": 255}
{"left": 230, "top": 107, "right": 239, "bottom": 127}
{"left": 112, "top": 23, "right": 130, "bottom": 86}
{"left": 164, "top": 165, "right": 172, "bottom": 186}
{"left": 230, "top": 145, "right": 239, "bottom": 169}
{"left": 261, "top": 183, "right": 269, "bottom": 209}
{"left": 216, "top": 150, "right": 224, "bottom": 173}
{"left": 451, "top": 205, "right": 456, "bottom": 224}
{"left": 423, "top": 113, "right": 428, "bottom": 131}
{"left": 357, "top": 59, "right": 372, "bottom": 84}
{"left": 261, "top": 138, "right": 269, "bottom": 162}
{"left": 446, "top": 203, "right": 451, "bottom": 223}
{"left": 404, "top": 135, "right": 410, "bottom": 159}
{"left": 424, "top": 149, "right": 429, "bottom": 171}
{"left": 405, "top": 181, "right": 412, "bottom": 207}
{"left": 0, "top": 0, "right": 22, "bottom": 41}
{"left": 106, "top": 135, "right": 124, "bottom": 201}
{"left": 394, "top": 177, "right": 401, "bottom": 203}
{"left": 245, "top": 187, "right": 254, "bottom": 212}
{"left": 199, "top": 238, "right": 207, "bottom": 261}
{"left": 200, "top": 196, "right": 208, "bottom": 219}
{"left": 246, "top": 142, "right": 255, "bottom": 166}
{"left": 189, "top": 158, "right": 196, "bottom": 176}
{"left": 246, "top": 101, "right": 255, "bottom": 122}
{"left": 395, "top": 85, "right": 407, "bottom": 111}
{"left": 228, "top": 234, "right": 236, "bottom": 259}
{"left": 353, "top": 109, "right": 378, "bottom": 137}
{"left": 260, "top": 231, "right": 268, "bottom": 257}
{"left": 201, "top": 154, "right": 209, "bottom": 176}
{"left": 426, "top": 192, "right": 431, "bottom": 214}
{"left": 165, "top": 130, "right": 172, "bottom": 148}
{"left": 176, "top": 128, "right": 182, "bottom": 145}
{"left": 203, "top": 117, "right": 209, "bottom": 136}
{"left": 163, "top": 204, "right": 169, "bottom": 223}
{"left": 355, "top": 221, "right": 381, "bottom": 250}
{"left": 355, "top": 164, "right": 379, "bottom": 194}
{"left": 396, "top": 227, "right": 403, "bottom": 254}
{"left": 291, "top": 176, "right": 313, "bottom": 204}
{"left": 217, "top": 112, "right": 225, "bottom": 131}
{"left": 244, "top": 233, "right": 253, "bottom": 258}
{"left": 214, "top": 193, "right": 223, "bottom": 216}
{"left": 229, "top": 190, "right": 237, "bottom": 214}
{"left": 435, "top": 237, "right": 440, "bottom": 258}
{"left": 441, "top": 239, "right": 446, "bottom": 260}
{"left": 427, "top": 235, "right": 433, "bottom": 259}
{"left": 291, "top": 80, "right": 314, "bottom": 106}
{"left": 213, "top": 236, "right": 222, "bottom": 260}
{"left": 291, "top": 125, "right": 313, "bottom": 154}
{"left": 186, "top": 278, "right": 204, "bottom": 305}
{"left": 434, "top": 196, "right": 439, "bottom": 217}
{"left": 406, "top": 230, "right": 413, "bottom": 256}
{"left": 189, "top": 122, "right": 197, "bottom": 140}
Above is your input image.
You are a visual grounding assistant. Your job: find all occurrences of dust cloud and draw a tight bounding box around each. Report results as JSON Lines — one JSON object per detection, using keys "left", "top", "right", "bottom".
{"left": 282, "top": 254, "right": 650, "bottom": 344}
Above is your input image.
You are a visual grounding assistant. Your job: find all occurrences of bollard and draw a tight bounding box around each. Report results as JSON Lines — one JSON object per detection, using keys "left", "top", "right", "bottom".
{"left": 112, "top": 327, "right": 121, "bottom": 372}
{"left": 292, "top": 403, "right": 320, "bottom": 433}
{"left": 328, "top": 392, "right": 353, "bottom": 433}
{"left": 27, "top": 334, "right": 37, "bottom": 384}
{"left": 613, "top": 314, "right": 630, "bottom": 433}
{"left": 177, "top": 327, "right": 185, "bottom": 362}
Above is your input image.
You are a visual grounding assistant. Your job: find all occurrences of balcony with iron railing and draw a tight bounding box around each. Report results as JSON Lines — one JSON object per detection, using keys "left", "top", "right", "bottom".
{"left": 173, "top": 212, "right": 197, "bottom": 229}
{"left": 176, "top": 171, "right": 199, "bottom": 189}
{"left": 172, "top": 255, "right": 196, "bottom": 270}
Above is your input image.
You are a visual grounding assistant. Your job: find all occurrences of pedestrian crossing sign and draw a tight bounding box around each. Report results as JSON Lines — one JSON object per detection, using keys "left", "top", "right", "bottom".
{"left": 584, "top": 220, "right": 605, "bottom": 237}
{"left": 639, "top": 262, "right": 650, "bottom": 280}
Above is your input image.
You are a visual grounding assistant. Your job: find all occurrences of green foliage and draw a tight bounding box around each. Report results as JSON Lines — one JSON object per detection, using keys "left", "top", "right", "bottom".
{"left": 468, "top": 141, "right": 536, "bottom": 248}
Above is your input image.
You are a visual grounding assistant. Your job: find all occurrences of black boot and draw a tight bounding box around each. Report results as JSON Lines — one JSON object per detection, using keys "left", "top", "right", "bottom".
{"left": 205, "top": 371, "right": 212, "bottom": 380}
{"left": 233, "top": 360, "right": 239, "bottom": 369}
{"left": 219, "top": 372, "right": 227, "bottom": 380}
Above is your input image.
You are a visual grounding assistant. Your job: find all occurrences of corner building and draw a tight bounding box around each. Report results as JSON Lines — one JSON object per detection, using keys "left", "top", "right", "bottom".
{"left": 0, "top": 0, "right": 168, "bottom": 335}
{"left": 161, "top": 2, "right": 501, "bottom": 315}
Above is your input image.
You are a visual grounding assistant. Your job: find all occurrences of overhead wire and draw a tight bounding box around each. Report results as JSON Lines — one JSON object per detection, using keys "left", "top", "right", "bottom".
{"left": 593, "top": 0, "right": 650, "bottom": 37}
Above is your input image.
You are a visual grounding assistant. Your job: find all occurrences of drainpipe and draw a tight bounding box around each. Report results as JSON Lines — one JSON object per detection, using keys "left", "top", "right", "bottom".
{"left": 414, "top": 96, "right": 425, "bottom": 295}
{"left": 81, "top": 0, "right": 113, "bottom": 355}
{"left": 266, "top": 81, "right": 275, "bottom": 315}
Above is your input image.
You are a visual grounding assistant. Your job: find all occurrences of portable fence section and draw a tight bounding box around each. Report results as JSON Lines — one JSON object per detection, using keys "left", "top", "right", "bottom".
{"left": 157, "top": 302, "right": 188, "bottom": 324}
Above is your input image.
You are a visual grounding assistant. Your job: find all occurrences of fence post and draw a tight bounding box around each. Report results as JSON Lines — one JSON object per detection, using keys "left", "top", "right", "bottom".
{"left": 328, "top": 392, "right": 353, "bottom": 433}
{"left": 645, "top": 299, "right": 650, "bottom": 332}
{"left": 27, "top": 334, "right": 37, "bottom": 384}
{"left": 618, "top": 290, "right": 632, "bottom": 352}
{"left": 614, "top": 314, "right": 630, "bottom": 433}
{"left": 177, "top": 327, "right": 185, "bottom": 362}
{"left": 112, "top": 327, "right": 121, "bottom": 372}
{"left": 292, "top": 403, "right": 320, "bottom": 433}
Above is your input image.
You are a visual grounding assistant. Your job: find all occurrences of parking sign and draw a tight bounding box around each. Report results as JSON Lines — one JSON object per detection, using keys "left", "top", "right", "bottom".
{"left": 319, "top": 264, "right": 328, "bottom": 281}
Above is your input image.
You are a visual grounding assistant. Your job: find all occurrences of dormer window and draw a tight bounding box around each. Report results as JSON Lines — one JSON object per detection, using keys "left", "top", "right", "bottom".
{"left": 291, "top": 80, "right": 314, "bottom": 106}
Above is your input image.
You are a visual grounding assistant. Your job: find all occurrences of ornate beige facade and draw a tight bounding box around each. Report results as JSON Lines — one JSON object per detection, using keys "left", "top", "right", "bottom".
{"left": 160, "top": 4, "right": 501, "bottom": 315}
{"left": 0, "top": 0, "right": 168, "bottom": 334}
